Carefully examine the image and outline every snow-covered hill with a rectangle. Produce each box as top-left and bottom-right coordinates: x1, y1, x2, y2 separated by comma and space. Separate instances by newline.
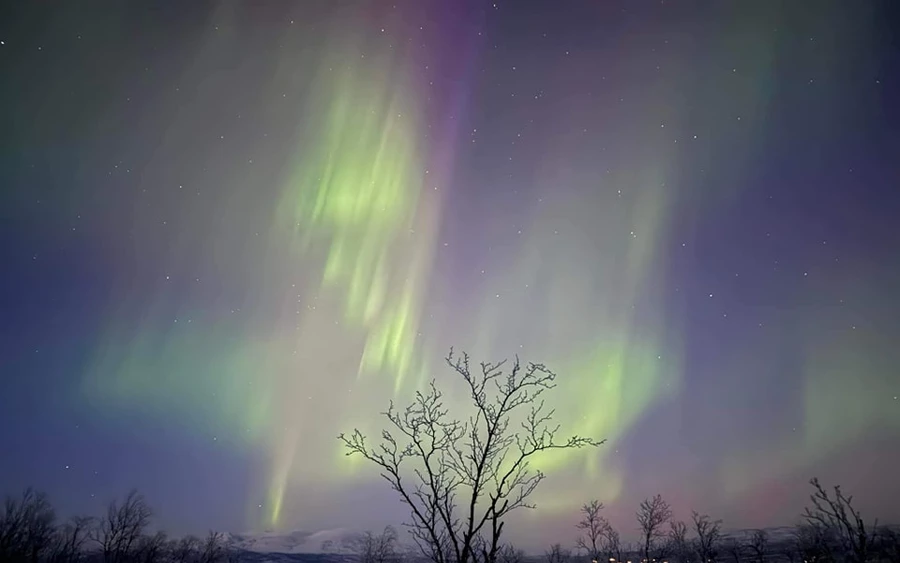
226, 528, 358, 554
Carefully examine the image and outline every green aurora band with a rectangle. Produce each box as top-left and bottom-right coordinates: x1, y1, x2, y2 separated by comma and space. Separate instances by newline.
265, 42, 439, 526
82, 29, 684, 529
79, 1, 898, 538
276, 52, 427, 392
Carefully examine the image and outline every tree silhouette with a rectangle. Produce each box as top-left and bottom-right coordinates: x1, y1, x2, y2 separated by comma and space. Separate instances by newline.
48, 516, 93, 563
347, 526, 401, 563
636, 494, 672, 563
496, 543, 526, 563
169, 535, 200, 563
544, 543, 570, 563
794, 522, 833, 562
340, 349, 603, 563
0, 488, 57, 563
90, 490, 152, 563
133, 531, 167, 563
668, 520, 689, 563
601, 524, 624, 563
803, 477, 876, 563
692, 510, 722, 562
747, 529, 767, 563
724, 537, 744, 563
3, 475, 898, 562
575, 500, 606, 562
198, 530, 227, 563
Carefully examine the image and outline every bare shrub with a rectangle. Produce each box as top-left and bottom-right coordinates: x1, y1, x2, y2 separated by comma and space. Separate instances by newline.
545, 543, 571, 563
497, 543, 526, 563
794, 522, 833, 562
347, 526, 401, 563
803, 478, 876, 563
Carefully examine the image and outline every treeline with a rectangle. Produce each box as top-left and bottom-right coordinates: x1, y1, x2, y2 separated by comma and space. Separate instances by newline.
559, 478, 899, 563
2, 478, 899, 563
307, 476, 900, 563
0, 488, 239, 563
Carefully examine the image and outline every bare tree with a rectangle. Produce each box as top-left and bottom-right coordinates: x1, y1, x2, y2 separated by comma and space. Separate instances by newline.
224, 536, 243, 563
169, 535, 200, 563
636, 494, 672, 563
746, 529, 767, 563
340, 349, 602, 563
724, 537, 743, 563
134, 531, 167, 563
48, 516, 94, 563
347, 526, 401, 563
602, 525, 624, 563
497, 543, 526, 563
575, 500, 606, 561
90, 490, 152, 563
0, 487, 58, 563
803, 477, 875, 563
692, 511, 722, 562
545, 543, 571, 563
656, 536, 675, 562
793, 523, 832, 563
668, 520, 689, 563
199, 531, 226, 563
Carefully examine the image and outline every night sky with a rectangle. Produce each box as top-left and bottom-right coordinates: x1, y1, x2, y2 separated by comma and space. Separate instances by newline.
1, 0, 899, 551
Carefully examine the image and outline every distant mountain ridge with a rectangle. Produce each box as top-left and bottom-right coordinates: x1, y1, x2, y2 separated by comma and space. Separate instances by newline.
226, 528, 359, 554
233, 553, 355, 563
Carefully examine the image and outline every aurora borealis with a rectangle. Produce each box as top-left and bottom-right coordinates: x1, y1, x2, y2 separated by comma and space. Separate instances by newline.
1, 0, 899, 551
